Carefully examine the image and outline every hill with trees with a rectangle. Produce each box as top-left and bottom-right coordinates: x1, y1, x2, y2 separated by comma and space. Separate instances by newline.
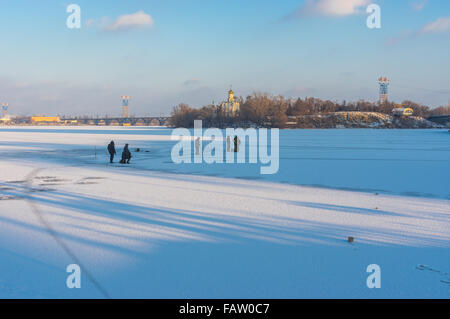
169, 93, 449, 128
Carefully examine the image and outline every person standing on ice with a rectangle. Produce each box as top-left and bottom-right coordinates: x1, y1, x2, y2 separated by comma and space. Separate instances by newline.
120, 144, 132, 164
234, 136, 240, 152
195, 137, 201, 156
226, 136, 231, 152
107, 141, 116, 163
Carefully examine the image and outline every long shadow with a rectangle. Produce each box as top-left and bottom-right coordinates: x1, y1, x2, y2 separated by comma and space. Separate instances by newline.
284, 200, 402, 217
2, 183, 450, 254
0, 214, 146, 259
24, 189, 322, 245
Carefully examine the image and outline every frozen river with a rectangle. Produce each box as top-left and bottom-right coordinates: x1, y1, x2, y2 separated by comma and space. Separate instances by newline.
0, 126, 449, 298
1, 127, 448, 199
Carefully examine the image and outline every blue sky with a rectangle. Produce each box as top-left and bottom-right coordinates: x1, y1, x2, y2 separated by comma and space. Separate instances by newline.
0, 0, 449, 116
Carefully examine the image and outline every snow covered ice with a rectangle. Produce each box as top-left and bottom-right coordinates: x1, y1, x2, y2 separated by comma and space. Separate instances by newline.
0, 126, 449, 298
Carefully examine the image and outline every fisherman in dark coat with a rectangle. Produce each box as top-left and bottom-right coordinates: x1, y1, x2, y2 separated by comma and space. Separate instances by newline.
234, 136, 240, 152
120, 144, 132, 164
107, 141, 116, 163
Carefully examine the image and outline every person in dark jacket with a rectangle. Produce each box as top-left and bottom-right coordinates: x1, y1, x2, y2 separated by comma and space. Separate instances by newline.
120, 144, 132, 164
107, 141, 116, 163
234, 136, 240, 152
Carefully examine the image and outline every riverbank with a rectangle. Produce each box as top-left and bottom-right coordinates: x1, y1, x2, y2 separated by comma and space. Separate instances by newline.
291, 112, 443, 129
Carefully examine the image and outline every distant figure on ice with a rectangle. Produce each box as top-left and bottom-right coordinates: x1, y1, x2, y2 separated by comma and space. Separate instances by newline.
226, 136, 231, 152
107, 141, 116, 163
120, 144, 132, 164
234, 136, 240, 152
195, 137, 201, 156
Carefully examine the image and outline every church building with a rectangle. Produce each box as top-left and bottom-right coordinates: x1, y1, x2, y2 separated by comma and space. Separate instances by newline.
219, 89, 240, 117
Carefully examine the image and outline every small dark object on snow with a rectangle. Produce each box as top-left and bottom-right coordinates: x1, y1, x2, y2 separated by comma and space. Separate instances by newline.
375, 193, 379, 195
347, 237, 354, 243
136, 148, 140, 152
145, 150, 149, 152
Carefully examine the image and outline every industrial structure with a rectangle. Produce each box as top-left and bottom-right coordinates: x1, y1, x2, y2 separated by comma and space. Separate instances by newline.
378, 77, 389, 103
121, 96, 131, 118
427, 114, 450, 126
0, 94, 172, 126
1, 116, 169, 126
59, 116, 169, 126
1, 102, 8, 118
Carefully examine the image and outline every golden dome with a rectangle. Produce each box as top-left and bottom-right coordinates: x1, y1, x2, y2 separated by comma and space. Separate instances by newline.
228, 88, 235, 102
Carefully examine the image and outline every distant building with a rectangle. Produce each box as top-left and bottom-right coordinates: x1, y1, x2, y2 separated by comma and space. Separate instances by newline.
219, 89, 240, 117
0, 117, 11, 124
31, 116, 61, 124
63, 119, 78, 125
392, 107, 414, 116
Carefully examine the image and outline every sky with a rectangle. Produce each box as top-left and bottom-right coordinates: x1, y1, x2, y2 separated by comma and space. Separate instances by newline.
0, 0, 449, 116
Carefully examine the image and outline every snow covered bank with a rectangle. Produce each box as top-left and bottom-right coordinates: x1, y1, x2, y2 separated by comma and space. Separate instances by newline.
293, 112, 442, 129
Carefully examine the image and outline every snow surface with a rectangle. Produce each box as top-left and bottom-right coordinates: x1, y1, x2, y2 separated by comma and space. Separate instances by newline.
0, 126, 449, 298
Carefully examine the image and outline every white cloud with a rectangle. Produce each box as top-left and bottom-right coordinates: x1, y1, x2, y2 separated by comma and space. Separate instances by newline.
294, 0, 370, 17
411, 0, 428, 12
386, 16, 450, 46
85, 19, 95, 28
284, 86, 317, 97
104, 11, 154, 32
420, 16, 450, 33
14, 81, 31, 89
183, 79, 201, 87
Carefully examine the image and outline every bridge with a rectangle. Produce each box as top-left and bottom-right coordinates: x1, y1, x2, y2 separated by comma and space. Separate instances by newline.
60, 117, 170, 126
427, 115, 450, 126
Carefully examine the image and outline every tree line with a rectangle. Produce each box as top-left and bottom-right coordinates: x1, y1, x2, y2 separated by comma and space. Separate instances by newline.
169, 93, 450, 128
